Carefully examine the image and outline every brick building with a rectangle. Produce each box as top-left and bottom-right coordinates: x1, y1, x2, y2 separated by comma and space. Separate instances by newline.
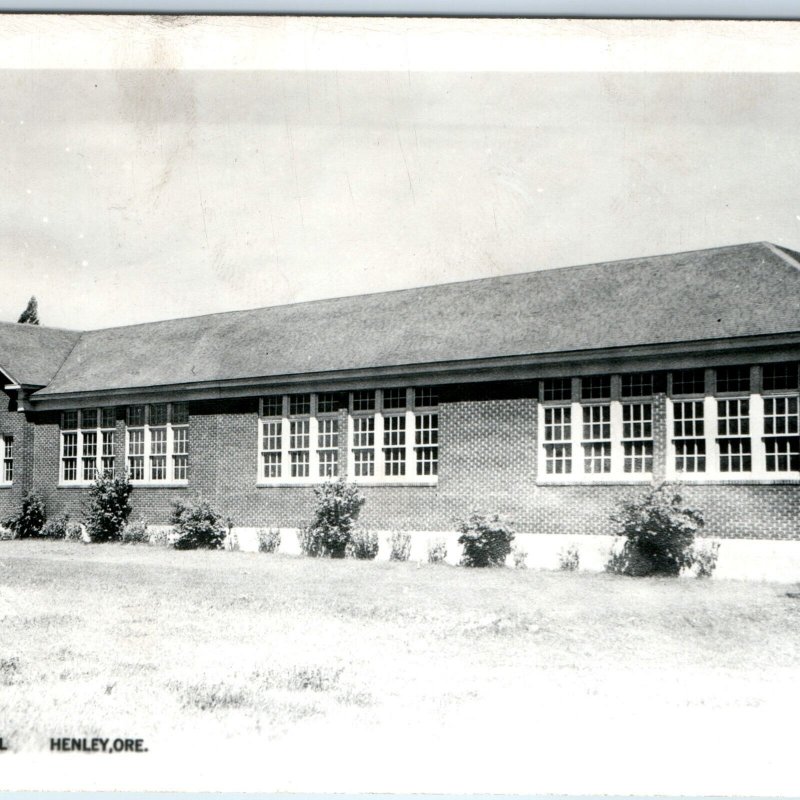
2, 242, 800, 577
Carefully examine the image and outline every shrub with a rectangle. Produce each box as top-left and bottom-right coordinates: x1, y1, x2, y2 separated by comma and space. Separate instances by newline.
2, 491, 47, 539
257, 528, 281, 554
297, 526, 324, 557
84, 473, 133, 543
512, 545, 528, 570
149, 527, 170, 547
41, 516, 69, 540
427, 537, 447, 564
559, 544, 580, 572
691, 540, 721, 578
226, 529, 240, 552
0, 525, 16, 541
457, 511, 515, 568
169, 499, 227, 550
606, 484, 704, 577
304, 479, 365, 558
389, 531, 412, 562
347, 529, 379, 560
121, 517, 149, 545
65, 522, 85, 542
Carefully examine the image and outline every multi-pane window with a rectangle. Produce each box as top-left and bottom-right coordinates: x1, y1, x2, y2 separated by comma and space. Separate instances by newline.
317, 418, 339, 478
60, 408, 117, 483
352, 417, 375, 477
717, 398, 751, 472
543, 406, 572, 474
542, 378, 572, 402
125, 403, 188, 483
1, 435, 13, 484
582, 404, 611, 473
415, 412, 439, 476
672, 368, 705, 395
623, 403, 653, 473
763, 363, 799, 392
581, 375, 611, 401
716, 366, 750, 394
258, 388, 438, 483
622, 372, 655, 398
764, 396, 799, 472
673, 400, 706, 473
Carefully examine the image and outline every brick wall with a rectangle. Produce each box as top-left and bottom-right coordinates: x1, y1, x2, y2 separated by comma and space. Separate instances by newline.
14, 382, 800, 541
0, 390, 35, 519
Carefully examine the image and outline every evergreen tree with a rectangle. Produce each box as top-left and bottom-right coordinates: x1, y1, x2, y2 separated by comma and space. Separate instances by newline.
17, 296, 39, 325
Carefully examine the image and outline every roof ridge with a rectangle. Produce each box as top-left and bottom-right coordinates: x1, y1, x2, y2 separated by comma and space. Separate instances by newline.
766, 242, 800, 270
71, 240, 771, 335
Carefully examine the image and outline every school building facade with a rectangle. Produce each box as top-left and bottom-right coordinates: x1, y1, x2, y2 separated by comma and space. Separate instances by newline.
2, 242, 800, 578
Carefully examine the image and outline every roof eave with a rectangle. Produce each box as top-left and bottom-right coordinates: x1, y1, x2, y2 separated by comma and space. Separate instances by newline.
27, 330, 800, 410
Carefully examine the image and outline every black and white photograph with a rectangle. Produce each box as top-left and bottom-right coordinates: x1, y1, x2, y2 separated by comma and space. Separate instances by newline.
0, 14, 799, 795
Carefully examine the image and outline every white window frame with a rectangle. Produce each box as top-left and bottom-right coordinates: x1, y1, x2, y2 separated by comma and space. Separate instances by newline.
124, 403, 189, 486
347, 388, 438, 485
258, 394, 340, 485
537, 376, 653, 484
257, 388, 438, 486
665, 365, 800, 481
0, 433, 13, 486
59, 408, 117, 486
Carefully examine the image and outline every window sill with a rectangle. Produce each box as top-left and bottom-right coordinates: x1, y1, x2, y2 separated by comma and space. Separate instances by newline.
0, 483, 12, 489
130, 482, 189, 489
537, 476, 653, 486
256, 478, 438, 488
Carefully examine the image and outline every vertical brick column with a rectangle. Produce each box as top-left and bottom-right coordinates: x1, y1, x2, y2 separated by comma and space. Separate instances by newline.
652, 392, 668, 482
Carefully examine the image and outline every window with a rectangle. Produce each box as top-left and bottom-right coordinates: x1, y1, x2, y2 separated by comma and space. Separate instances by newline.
621, 372, 654, 398
125, 403, 188, 484
764, 396, 799, 473
763, 363, 799, 392
544, 406, 572, 474
717, 398, 751, 472
258, 388, 438, 483
716, 366, 750, 394
623, 403, 653, 473
60, 407, 116, 484
672, 368, 705, 395
0, 435, 13, 484
673, 400, 706, 472
582, 404, 611, 473
581, 375, 611, 401
542, 378, 571, 402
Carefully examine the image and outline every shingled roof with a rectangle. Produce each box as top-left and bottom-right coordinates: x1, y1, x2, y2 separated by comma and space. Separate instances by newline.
0, 322, 80, 388
17, 241, 800, 398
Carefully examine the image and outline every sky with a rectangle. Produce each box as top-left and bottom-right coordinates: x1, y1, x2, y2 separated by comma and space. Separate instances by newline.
1, 17, 799, 330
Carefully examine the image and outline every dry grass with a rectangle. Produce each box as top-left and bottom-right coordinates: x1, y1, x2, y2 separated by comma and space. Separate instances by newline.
1, 539, 799, 792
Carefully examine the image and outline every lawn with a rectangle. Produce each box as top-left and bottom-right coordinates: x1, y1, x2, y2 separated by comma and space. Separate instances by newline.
1, 540, 799, 794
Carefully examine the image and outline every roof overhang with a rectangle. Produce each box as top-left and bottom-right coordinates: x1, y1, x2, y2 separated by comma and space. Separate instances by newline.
26, 331, 800, 411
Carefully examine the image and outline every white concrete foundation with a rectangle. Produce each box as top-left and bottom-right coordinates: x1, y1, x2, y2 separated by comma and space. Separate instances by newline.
211, 527, 800, 583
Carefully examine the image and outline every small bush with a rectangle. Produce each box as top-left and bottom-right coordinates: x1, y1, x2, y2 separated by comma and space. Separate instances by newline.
257, 528, 281, 554
0, 525, 16, 541
559, 544, 580, 572
512, 545, 528, 570
84, 473, 133, 543
297, 526, 324, 557
304, 479, 365, 558
389, 531, 412, 562
347, 529, 379, 560
691, 540, 721, 578
427, 537, 448, 564
65, 522, 85, 543
606, 483, 704, 577
457, 511, 515, 568
41, 516, 69, 540
3, 491, 47, 539
169, 498, 227, 550
120, 518, 149, 545
149, 527, 170, 547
